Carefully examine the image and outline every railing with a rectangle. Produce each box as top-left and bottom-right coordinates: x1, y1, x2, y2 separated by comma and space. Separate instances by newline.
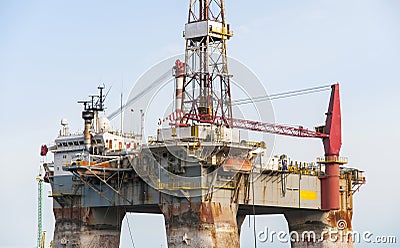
156, 180, 235, 191
316, 156, 348, 164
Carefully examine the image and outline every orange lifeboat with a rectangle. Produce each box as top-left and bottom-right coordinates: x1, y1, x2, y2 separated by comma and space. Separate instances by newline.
222, 158, 253, 173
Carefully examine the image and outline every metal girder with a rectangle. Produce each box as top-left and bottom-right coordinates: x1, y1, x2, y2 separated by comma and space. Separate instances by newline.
231, 118, 328, 138
179, 113, 327, 138
181, 0, 233, 127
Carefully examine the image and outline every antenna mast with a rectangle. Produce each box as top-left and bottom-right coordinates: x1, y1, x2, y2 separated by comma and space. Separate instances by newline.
37, 171, 43, 248
181, 0, 233, 126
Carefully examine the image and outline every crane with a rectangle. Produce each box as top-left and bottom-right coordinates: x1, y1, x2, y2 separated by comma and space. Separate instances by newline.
167, 79, 342, 211
177, 83, 343, 210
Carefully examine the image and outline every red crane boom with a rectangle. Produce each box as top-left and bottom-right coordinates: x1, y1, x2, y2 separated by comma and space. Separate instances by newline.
231, 118, 328, 138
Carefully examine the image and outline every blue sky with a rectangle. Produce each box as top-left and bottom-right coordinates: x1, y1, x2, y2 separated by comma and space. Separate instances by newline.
1, 0, 399, 247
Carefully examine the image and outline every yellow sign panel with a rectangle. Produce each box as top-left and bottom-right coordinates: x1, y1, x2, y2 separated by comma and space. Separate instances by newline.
300, 190, 317, 201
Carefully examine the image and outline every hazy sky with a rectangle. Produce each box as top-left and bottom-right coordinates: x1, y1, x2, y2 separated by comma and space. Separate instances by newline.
1, 0, 399, 247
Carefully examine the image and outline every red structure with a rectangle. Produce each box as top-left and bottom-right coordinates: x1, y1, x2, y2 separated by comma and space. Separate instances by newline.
231, 84, 344, 210
231, 118, 328, 138
182, 83, 343, 210
320, 83, 343, 210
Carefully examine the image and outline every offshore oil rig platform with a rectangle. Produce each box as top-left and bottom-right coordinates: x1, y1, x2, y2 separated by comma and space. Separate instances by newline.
39, 0, 365, 247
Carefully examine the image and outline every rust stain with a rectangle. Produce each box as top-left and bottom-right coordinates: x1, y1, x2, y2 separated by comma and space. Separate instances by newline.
211, 227, 217, 248
162, 202, 240, 247
53, 207, 123, 248
327, 209, 353, 230
263, 185, 266, 204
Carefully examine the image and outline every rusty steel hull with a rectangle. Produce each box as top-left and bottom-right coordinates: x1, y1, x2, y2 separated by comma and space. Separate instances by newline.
47, 149, 360, 248
286, 210, 354, 248
161, 202, 240, 248
52, 207, 125, 248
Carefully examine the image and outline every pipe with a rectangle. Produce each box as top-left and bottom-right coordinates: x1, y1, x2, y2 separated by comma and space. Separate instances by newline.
174, 59, 185, 115
82, 110, 94, 151
322, 157, 340, 210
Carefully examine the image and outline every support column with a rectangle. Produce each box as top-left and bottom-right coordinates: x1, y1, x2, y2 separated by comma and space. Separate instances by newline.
285, 209, 354, 248
53, 207, 125, 247
161, 202, 240, 248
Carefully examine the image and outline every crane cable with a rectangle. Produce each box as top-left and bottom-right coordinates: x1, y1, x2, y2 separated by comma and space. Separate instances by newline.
107, 70, 173, 121
107, 74, 330, 120
251, 170, 257, 248
126, 214, 137, 248
231, 84, 331, 106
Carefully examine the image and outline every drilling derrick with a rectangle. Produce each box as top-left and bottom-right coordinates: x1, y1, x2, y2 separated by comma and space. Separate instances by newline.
157, 2, 246, 247
182, 0, 233, 126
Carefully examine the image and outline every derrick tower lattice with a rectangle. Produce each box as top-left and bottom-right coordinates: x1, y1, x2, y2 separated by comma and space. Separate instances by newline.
181, 0, 233, 126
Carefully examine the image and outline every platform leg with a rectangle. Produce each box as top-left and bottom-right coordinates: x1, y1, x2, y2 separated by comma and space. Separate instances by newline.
285, 210, 354, 248
53, 207, 125, 248
161, 202, 240, 248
